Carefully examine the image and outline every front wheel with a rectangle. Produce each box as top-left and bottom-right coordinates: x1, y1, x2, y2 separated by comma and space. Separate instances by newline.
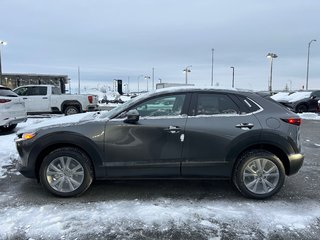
39, 147, 93, 197
233, 150, 285, 199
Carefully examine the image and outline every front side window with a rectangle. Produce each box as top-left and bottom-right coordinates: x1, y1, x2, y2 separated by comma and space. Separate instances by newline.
196, 93, 240, 115
135, 94, 186, 117
14, 87, 28, 96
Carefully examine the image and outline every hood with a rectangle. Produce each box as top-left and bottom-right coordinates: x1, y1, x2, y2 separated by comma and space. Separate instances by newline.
18, 112, 101, 134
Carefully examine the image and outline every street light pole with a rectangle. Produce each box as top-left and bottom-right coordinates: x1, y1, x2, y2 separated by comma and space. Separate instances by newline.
144, 75, 151, 91
230, 66, 235, 88
211, 48, 214, 86
137, 75, 143, 93
306, 39, 316, 90
152, 67, 155, 91
0, 40, 8, 86
266, 53, 278, 93
183, 65, 192, 84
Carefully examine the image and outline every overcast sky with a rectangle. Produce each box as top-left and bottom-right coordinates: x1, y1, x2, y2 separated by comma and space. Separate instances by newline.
1, 0, 319, 91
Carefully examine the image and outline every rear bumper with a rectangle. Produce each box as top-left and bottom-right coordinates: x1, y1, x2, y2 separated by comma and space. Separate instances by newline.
0, 115, 27, 127
288, 153, 304, 175
86, 104, 99, 112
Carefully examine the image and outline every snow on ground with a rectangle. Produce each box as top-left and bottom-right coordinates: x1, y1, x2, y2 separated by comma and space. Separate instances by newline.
1, 114, 320, 239
0, 199, 320, 239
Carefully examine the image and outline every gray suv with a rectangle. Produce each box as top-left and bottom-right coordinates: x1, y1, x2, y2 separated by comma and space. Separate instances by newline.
15, 88, 304, 199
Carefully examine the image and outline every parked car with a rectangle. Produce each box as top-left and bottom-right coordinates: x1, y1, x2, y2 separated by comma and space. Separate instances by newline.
273, 90, 320, 113
0, 85, 27, 132
13, 85, 99, 115
15, 87, 304, 199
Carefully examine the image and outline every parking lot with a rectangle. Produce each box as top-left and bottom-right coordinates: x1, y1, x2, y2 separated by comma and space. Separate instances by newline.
0, 118, 320, 239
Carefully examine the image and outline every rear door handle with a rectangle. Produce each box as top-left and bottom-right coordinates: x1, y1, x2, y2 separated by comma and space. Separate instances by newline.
164, 126, 181, 134
235, 123, 254, 129
42, 97, 48, 99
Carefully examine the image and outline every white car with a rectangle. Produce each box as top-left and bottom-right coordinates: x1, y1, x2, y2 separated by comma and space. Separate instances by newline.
0, 85, 27, 132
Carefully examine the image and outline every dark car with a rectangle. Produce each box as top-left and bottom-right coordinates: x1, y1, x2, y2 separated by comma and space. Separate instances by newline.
15, 87, 304, 199
278, 90, 320, 113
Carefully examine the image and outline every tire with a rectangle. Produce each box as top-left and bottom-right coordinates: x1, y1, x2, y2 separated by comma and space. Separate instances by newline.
0, 124, 17, 132
295, 104, 308, 113
233, 150, 285, 199
64, 105, 80, 115
39, 147, 93, 197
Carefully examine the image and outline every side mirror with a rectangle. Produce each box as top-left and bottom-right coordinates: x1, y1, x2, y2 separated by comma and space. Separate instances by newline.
124, 109, 140, 124
311, 95, 316, 100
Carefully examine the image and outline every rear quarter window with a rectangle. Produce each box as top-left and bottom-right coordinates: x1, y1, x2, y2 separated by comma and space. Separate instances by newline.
235, 95, 262, 113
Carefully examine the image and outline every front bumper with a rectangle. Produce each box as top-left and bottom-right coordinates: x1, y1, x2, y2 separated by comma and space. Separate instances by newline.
288, 153, 304, 175
16, 160, 36, 178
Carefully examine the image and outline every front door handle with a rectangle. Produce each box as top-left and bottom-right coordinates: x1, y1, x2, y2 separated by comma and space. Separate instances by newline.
164, 126, 181, 134
235, 123, 254, 129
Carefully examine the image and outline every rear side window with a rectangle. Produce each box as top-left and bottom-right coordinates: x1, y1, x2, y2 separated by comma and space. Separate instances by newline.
0, 88, 18, 97
312, 91, 320, 98
196, 93, 240, 115
27, 86, 47, 96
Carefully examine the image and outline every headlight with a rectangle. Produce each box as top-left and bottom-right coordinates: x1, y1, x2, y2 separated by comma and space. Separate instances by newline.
15, 132, 37, 142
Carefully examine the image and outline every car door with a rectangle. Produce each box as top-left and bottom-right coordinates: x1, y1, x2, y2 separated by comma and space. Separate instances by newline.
14, 86, 50, 112
181, 92, 262, 177
104, 93, 190, 177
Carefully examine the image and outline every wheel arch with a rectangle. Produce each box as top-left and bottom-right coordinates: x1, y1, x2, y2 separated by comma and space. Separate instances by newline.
230, 143, 290, 176
29, 132, 104, 180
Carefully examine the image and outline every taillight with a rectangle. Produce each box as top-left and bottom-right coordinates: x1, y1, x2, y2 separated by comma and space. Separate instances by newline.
0, 99, 11, 103
282, 118, 302, 126
88, 96, 93, 104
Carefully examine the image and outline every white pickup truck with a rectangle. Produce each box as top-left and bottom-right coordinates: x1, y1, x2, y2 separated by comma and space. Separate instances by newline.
13, 85, 98, 115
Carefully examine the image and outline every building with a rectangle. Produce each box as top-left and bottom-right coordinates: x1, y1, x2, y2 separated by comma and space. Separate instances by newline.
1, 73, 69, 93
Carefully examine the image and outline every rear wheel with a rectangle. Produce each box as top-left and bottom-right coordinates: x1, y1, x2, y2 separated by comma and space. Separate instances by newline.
64, 105, 80, 115
39, 147, 93, 197
233, 150, 285, 199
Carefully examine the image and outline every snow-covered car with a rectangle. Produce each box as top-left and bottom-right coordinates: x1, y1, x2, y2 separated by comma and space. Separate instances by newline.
13, 85, 99, 115
274, 90, 320, 113
0, 85, 27, 132
16, 87, 304, 199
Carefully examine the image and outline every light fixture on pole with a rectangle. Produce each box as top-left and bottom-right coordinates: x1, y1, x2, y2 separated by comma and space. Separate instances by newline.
230, 66, 235, 88
0, 40, 8, 86
266, 53, 278, 92
306, 39, 316, 90
183, 65, 192, 84
144, 75, 151, 91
